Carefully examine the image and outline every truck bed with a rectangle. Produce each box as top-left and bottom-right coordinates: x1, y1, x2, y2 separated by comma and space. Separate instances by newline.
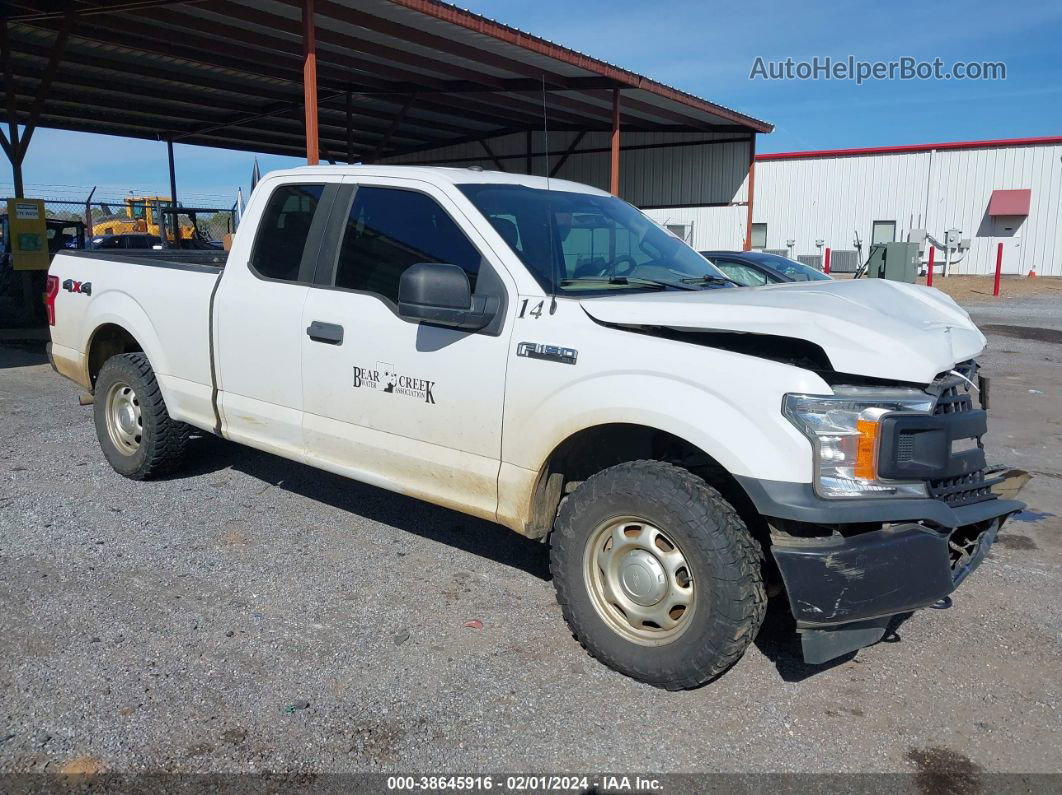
48, 249, 223, 432
65, 249, 227, 271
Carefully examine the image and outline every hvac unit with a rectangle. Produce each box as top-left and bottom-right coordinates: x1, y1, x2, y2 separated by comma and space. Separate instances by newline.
797, 254, 823, 271
763, 249, 789, 257
828, 250, 860, 273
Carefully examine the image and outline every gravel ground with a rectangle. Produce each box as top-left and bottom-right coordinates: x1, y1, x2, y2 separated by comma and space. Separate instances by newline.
1, 294, 1061, 782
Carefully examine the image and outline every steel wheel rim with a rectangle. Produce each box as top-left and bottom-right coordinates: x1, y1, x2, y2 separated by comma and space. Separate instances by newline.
583, 516, 696, 646
105, 380, 143, 455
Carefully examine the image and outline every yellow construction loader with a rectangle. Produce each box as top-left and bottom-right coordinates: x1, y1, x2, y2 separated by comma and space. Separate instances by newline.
91, 196, 196, 241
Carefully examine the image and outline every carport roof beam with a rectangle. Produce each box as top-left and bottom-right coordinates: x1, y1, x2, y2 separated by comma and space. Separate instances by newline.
0, 0, 772, 162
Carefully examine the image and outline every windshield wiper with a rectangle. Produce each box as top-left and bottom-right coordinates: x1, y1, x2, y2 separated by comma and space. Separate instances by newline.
679, 274, 737, 287
561, 276, 699, 291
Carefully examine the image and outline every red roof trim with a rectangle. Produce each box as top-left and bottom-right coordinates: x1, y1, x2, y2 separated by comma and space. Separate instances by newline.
386, 0, 774, 133
756, 136, 1062, 161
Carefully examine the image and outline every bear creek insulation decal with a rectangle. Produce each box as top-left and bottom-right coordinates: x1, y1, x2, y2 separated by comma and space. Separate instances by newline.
353, 362, 436, 404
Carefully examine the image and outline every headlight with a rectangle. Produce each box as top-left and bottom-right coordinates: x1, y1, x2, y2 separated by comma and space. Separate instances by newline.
783, 388, 935, 499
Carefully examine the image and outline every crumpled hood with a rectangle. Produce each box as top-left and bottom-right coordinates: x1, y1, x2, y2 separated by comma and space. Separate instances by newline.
580, 278, 985, 384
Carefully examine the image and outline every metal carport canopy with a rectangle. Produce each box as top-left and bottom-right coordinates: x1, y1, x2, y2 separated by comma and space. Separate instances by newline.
2, 0, 771, 158
2, 0, 772, 245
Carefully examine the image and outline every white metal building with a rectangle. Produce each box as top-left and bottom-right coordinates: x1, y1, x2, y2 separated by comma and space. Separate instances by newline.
645, 136, 1062, 277
384, 129, 757, 211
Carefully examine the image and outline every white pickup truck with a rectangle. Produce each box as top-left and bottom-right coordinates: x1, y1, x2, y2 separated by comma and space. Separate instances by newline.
47, 166, 1023, 689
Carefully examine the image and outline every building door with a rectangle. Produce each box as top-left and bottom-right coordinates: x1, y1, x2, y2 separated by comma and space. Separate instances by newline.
989, 215, 1024, 274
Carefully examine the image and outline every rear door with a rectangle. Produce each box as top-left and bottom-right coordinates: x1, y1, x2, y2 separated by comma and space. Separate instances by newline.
299, 178, 513, 520
214, 180, 339, 457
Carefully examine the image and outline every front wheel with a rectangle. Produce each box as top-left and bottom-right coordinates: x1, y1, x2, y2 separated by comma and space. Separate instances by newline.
550, 460, 766, 690
93, 352, 188, 480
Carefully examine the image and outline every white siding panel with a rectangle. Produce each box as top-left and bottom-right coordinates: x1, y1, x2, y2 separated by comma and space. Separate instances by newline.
643, 206, 748, 250
702, 142, 1062, 277
382, 131, 752, 209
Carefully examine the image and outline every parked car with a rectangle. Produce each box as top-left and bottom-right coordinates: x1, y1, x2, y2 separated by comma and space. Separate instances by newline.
47, 166, 1023, 689
702, 250, 832, 286
91, 233, 162, 250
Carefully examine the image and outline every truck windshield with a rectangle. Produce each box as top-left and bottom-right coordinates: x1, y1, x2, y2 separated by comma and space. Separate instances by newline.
459, 183, 727, 293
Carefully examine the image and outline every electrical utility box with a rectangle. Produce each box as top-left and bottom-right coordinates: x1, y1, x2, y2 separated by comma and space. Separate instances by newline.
864, 242, 920, 283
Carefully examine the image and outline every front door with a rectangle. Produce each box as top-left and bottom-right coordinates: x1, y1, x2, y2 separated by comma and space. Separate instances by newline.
300, 179, 513, 521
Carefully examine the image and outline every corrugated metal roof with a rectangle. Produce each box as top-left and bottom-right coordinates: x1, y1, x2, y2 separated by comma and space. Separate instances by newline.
2, 0, 772, 160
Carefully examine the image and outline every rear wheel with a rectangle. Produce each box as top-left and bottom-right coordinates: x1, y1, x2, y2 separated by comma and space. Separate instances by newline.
93, 352, 188, 480
551, 460, 766, 689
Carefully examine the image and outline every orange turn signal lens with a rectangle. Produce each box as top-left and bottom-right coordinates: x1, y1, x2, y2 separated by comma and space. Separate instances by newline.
854, 418, 880, 480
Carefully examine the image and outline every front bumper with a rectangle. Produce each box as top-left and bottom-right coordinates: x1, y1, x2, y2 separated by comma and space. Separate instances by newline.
735, 474, 1024, 664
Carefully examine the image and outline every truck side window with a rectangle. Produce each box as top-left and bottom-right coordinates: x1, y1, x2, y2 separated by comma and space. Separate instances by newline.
333, 187, 481, 303
249, 184, 325, 282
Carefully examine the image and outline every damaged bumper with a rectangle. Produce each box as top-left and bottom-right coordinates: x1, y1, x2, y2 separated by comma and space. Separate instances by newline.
736, 473, 1025, 664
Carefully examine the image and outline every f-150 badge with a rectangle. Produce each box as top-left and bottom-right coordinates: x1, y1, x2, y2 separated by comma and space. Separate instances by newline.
516, 342, 578, 365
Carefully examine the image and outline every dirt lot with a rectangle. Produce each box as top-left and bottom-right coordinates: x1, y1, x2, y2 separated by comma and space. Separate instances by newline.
1, 292, 1061, 785
920, 274, 1062, 303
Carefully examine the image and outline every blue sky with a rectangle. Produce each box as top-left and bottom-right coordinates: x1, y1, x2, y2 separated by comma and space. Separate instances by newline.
4, 0, 1060, 203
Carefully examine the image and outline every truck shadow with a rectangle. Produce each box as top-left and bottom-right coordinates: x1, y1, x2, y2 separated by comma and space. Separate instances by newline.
753, 599, 914, 682
180, 433, 552, 581
0, 339, 49, 368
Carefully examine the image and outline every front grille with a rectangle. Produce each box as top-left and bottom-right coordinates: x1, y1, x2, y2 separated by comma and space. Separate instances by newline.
926, 361, 999, 507
928, 469, 995, 506
931, 360, 978, 415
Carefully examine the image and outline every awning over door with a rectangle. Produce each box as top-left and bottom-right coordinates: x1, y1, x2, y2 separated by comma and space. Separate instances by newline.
988, 189, 1031, 216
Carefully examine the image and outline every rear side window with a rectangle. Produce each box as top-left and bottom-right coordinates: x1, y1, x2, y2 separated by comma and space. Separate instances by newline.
249, 184, 324, 282
332, 187, 481, 303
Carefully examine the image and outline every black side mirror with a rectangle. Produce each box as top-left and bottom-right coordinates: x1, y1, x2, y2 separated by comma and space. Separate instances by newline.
398, 262, 497, 331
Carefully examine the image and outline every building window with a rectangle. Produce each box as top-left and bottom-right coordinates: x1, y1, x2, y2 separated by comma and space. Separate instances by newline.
872, 220, 896, 245
666, 224, 689, 241
750, 223, 767, 249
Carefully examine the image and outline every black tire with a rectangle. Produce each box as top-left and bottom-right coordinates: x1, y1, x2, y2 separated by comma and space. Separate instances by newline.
550, 460, 766, 690
93, 352, 188, 480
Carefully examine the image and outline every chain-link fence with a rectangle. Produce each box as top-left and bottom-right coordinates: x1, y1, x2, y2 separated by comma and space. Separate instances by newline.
3, 197, 237, 251
2, 196, 237, 327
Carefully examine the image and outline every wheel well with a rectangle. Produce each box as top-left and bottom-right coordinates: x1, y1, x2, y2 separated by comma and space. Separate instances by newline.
88, 324, 143, 389
526, 423, 767, 545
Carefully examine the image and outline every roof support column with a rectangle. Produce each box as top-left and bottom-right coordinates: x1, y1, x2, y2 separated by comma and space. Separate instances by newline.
167, 138, 180, 245
2, 21, 24, 197
302, 0, 320, 165
609, 88, 621, 196
345, 91, 354, 164
2, 13, 72, 197
743, 134, 756, 251
167, 139, 178, 206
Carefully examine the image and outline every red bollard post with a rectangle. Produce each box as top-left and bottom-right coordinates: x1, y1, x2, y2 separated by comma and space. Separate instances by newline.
927, 246, 934, 286
993, 242, 1003, 297
824, 247, 831, 275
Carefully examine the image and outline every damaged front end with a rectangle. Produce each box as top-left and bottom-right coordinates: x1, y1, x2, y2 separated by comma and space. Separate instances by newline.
739, 362, 1027, 664
771, 504, 1013, 664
